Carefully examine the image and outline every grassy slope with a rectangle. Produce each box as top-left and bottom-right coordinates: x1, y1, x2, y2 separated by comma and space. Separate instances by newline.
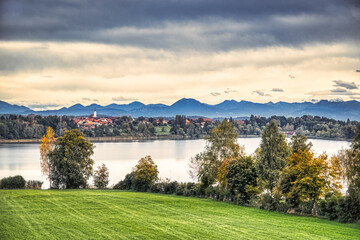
1, 190, 359, 240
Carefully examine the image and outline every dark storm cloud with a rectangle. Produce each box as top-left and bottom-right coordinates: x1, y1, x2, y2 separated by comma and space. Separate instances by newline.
1, 0, 359, 50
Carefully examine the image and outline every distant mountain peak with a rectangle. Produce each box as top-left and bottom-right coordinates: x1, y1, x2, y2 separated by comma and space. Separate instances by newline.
1, 98, 360, 120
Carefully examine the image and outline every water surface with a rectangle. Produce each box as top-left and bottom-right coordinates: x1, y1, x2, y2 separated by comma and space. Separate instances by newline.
0, 138, 351, 188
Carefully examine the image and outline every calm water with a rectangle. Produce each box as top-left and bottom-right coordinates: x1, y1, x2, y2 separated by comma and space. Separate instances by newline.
0, 138, 351, 189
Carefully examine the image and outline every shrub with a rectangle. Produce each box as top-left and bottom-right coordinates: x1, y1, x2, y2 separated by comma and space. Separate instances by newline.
258, 193, 289, 212
175, 183, 186, 195
319, 193, 340, 220
164, 181, 178, 194
26, 180, 43, 189
336, 196, 360, 223
0, 175, 26, 189
113, 172, 135, 190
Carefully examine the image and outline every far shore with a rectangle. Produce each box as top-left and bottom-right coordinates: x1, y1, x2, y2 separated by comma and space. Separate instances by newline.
0, 135, 352, 144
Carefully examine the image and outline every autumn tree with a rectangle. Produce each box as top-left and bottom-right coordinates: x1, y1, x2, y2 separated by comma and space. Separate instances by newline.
133, 155, 159, 190
39, 127, 55, 187
285, 150, 342, 216
189, 120, 244, 188
49, 129, 94, 189
281, 135, 312, 207
256, 121, 290, 195
93, 163, 110, 189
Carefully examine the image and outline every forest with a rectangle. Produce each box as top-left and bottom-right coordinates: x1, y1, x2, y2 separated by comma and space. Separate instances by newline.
0, 114, 357, 140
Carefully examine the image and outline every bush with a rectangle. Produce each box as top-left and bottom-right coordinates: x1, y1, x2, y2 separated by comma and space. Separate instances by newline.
319, 193, 340, 220
336, 196, 360, 223
0, 175, 26, 189
113, 172, 136, 190
258, 193, 289, 212
164, 181, 178, 194
26, 180, 43, 189
175, 183, 185, 195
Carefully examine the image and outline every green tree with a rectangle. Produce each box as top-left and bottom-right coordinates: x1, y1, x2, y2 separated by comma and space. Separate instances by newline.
49, 129, 95, 189
133, 155, 159, 190
225, 156, 258, 204
343, 127, 360, 198
289, 134, 312, 154
256, 121, 290, 195
93, 163, 109, 189
189, 120, 243, 188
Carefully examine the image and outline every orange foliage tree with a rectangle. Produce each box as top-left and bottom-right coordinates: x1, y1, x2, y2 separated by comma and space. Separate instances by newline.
285, 150, 342, 216
39, 127, 55, 187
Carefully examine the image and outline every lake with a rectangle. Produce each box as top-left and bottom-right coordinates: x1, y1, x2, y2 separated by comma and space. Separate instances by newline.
0, 138, 351, 189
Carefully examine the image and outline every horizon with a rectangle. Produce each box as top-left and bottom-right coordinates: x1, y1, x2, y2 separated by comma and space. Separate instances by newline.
3, 97, 360, 112
1, 1, 359, 110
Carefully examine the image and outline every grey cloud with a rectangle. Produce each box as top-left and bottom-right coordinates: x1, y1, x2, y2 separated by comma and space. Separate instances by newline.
112, 96, 138, 102
330, 88, 348, 93
333, 80, 359, 90
82, 98, 99, 102
210, 92, 221, 96
0, 0, 358, 51
224, 88, 238, 94
308, 89, 360, 96
252, 90, 271, 97
28, 103, 62, 109
271, 88, 284, 92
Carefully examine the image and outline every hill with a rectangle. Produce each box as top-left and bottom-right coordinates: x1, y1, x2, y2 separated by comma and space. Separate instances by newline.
1, 98, 360, 120
1, 190, 359, 239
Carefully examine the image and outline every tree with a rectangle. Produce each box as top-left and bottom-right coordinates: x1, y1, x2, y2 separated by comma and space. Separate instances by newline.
49, 129, 94, 189
39, 127, 55, 187
225, 156, 258, 204
281, 135, 312, 207
343, 127, 360, 198
189, 120, 243, 188
289, 134, 312, 154
133, 155, 159, 190
256, 121, 290, 195
285, 150, 342, 215
93, 164, 109, 189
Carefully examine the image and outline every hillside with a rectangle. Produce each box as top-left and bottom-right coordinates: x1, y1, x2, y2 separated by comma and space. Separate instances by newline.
1, 190, 359, 239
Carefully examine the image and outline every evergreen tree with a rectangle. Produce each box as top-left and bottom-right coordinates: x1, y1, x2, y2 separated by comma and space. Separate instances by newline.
256, 121, 290, 195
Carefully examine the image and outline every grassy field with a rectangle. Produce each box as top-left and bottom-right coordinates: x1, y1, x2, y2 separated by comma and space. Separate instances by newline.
1, 190, 359, 239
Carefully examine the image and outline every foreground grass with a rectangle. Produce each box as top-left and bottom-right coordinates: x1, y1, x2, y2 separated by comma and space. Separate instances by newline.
1, 190, 359, 239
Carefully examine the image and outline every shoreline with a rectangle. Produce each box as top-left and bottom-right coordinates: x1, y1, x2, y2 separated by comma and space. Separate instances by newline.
0, 135, 352, 144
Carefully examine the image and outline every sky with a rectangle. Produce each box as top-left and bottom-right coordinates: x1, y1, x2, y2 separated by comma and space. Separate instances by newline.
0, 0, 360, 110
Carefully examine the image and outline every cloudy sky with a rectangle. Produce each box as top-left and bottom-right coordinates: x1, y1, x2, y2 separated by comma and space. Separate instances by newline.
0, 0, 359, 110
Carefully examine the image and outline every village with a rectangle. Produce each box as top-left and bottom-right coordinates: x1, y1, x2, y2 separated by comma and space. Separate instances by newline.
73, 109, 213, 130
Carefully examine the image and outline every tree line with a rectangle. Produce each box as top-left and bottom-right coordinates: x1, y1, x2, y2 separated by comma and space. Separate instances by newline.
2, 120, 359, 223
115, 120, 360, 223
0, 114, 358, 140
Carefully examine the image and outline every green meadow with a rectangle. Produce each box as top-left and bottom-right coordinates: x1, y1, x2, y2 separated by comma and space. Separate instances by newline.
1, 190, 359, 240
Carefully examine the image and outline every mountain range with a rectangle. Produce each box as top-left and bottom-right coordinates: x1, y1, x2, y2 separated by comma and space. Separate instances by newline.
0, 98, 359, 120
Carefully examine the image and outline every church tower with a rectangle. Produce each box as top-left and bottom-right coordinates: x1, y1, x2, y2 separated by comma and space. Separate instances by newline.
94, 108, 97, 117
